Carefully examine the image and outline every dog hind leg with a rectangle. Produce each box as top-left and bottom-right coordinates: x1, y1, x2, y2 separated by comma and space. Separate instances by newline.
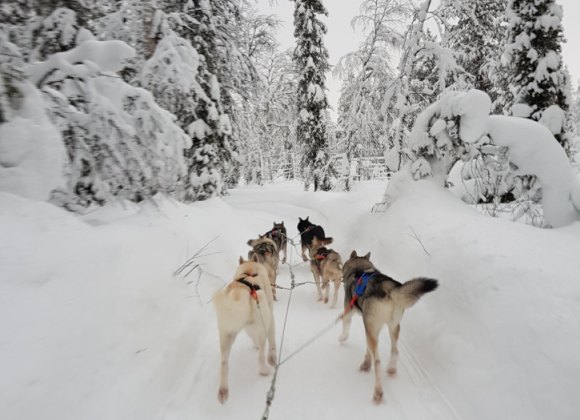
339, 308, 354, 342
311, 265, 323, 301
218, 331, 237, 403
267, 316, 277, 367
256, 333, 271, 376
364, 318, 384, 404
330, 278, 340, 309
387, 323, 400, 375
281, 242, 287, 264
323, 278, 330, 304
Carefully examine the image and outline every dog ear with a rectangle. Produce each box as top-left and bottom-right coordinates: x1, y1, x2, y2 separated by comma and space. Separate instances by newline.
259, 233, 264, 239
281, 221, 284, 226
363, 252, 371, 260
305, 216, 309, 221
251, 253, 259, 263
350, 250, 358, 259
239, 256, 245, 264
299, 217, 303, 222
247, 239, 254, 247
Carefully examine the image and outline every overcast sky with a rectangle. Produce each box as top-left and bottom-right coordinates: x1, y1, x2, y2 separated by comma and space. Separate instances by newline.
257, 0, 580, 121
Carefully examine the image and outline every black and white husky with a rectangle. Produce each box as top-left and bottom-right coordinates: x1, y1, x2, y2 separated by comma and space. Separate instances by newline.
340, 251, 438, 404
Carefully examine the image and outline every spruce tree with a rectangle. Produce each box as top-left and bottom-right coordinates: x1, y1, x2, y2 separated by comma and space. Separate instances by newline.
502, 0, 570, 149
443, 0, 508, 106
293, 0, 331, 191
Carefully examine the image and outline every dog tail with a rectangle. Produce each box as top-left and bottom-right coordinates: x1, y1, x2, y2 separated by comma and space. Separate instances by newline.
318, 236, 333, 245
393, 277, 438, 309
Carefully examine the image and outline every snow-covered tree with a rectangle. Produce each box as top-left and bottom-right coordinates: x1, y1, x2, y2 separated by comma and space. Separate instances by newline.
293, 0, 332, 191
501, 0, 571, 150
442, 0, 508, 107
335, 0, 411, 189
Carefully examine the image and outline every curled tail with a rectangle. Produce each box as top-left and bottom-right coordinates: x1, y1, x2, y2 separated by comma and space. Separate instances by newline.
393, 277, 438, 309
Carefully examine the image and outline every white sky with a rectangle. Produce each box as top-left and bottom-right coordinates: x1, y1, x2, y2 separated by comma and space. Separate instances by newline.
257, 0, 580, 121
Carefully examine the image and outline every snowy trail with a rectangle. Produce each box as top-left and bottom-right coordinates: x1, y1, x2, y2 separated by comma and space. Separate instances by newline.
162, 182, 461, 420
4, 181, 580, 420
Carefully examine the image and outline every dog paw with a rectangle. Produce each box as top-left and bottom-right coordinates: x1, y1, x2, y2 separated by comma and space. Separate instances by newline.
373, 389, 384, 404
359, 360, 371, 372
317, 296, 323, 302
323, 297, 329, 304
282, 258, 286, 264
259, 364, 271, 376
338, 334, 349, 343
268, 352, 277, 367
218, 387, 229, 404
387, 367, 397, 376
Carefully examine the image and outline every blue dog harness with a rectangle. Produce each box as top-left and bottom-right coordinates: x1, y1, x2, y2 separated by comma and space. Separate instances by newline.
355, 272, 375, 296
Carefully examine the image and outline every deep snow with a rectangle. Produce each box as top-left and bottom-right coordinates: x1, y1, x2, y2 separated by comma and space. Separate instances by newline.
1, 180, 580, 420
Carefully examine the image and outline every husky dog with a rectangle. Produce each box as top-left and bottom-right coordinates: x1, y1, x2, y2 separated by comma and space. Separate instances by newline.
309, 237, 343, 308
339, 251, 438, 404
297, 217, 332, 262
213, 256, 277, 404
264, 221, 288, 264
248, 235, 279, 300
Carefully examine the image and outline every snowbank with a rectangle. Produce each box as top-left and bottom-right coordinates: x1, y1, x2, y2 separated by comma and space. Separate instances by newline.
0, 83, 64, 200
393, 89, 580, 227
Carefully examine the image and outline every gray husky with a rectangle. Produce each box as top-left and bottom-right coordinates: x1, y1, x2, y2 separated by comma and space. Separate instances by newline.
340, 251, 438, 404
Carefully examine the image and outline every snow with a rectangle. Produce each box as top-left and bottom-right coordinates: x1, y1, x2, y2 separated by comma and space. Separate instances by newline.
403, 89, 580, 227
0, 83, 64, 200
28, 39, 135, 85
539, 104, 566, 136
2, 180, 580, 419
488, 115, 580, 227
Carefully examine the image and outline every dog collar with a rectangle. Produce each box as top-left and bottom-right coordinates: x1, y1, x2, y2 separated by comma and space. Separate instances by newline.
237, 277, 261, 301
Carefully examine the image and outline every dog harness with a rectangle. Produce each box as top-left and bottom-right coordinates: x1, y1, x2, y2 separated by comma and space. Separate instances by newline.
345, 272, 375, 313
253, 242, 276, 256
236, 277, 260, 301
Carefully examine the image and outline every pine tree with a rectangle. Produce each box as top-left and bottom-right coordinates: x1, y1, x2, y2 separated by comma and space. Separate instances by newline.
293, 0, 332, 191
502, 0, 570, 149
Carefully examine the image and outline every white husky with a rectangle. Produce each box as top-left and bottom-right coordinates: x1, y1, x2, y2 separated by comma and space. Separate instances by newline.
213, 256, 277, 403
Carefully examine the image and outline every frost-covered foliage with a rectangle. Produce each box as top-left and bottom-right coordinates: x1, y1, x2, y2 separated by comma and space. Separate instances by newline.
340, 0, 467, 175
238, 46, 298, 185
335, 0, 411, 190
35, 34, 190, 208
442, 0, 508, 109
0, 6, 191, 209
385, 89, 580, 228
501, 0, 571, 150
0, 34, 64, 200
293, 0, 332, 191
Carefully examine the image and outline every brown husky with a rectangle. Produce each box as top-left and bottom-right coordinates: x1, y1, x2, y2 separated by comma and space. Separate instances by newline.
309, 237, 343, 308
248, 235, 279, 300
339, 251, 438, 404
213, 256, 277, 404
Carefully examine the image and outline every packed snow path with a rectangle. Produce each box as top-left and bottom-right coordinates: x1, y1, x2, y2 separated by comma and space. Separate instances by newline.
1, 181, 580, 420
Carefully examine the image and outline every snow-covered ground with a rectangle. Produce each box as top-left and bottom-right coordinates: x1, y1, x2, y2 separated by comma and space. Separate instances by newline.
1, 180, 580, 420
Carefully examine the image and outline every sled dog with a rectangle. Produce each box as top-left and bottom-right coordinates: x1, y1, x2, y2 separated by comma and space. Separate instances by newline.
248, 235, 279, 300
264, 221, 288, 264
297, 217, 332, 262
213, 256, 277, 403
309, 237, 343, 308
339, 251, 438, 404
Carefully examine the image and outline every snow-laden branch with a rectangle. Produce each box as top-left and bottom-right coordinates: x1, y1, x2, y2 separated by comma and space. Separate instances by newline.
386, 89, 580, 227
